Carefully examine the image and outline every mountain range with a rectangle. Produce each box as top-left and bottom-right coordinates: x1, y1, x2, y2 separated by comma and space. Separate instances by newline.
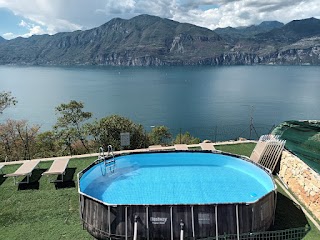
214, 21, 284, 41
0, 15, 320, 66
0, 36, 6, 43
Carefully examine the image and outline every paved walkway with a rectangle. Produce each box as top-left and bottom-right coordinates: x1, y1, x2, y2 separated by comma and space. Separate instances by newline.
0, 140, 256, 166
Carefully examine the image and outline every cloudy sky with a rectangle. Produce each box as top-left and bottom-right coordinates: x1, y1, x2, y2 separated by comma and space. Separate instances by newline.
0, 0, 319, 40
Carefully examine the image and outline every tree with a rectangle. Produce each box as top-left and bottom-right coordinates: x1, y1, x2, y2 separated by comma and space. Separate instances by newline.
34, 131, 60, 158
0, 91, 17, 114
86, 115, 147, 151
16, 121, 40, 160
173, 131, 201, 144
0, 119, 40, 161
148, 126, 172, 146
54, 100, 92, 154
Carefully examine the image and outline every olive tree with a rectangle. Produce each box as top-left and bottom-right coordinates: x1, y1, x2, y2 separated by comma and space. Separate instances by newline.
148, 126, 172, 146
34, 131, 61, 158
173, 131, 201, 144
0, 91, 17, 114
54, 100, 92, 154
86, 115, 147, 151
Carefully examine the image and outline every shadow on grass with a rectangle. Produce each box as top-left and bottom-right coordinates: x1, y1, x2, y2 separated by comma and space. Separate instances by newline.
271, 192, 309, 230
18, 168, 46, 190
54, 168, 76, 189
0, 174, 6, 186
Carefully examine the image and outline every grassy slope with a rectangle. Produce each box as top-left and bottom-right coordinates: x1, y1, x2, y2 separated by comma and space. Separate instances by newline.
215, 142, 257, 157
0, 145, 319, 239
275, 180, 320, 240
0, 158, 94, 239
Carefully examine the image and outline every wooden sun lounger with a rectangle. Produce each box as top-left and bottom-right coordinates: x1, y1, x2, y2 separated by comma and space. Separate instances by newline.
0, 164, 4, 174
42, 158, 69, 182
4, 160, 41, 185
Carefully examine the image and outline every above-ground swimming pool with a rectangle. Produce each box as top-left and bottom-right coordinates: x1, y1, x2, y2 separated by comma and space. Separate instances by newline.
79, 151, 277, 240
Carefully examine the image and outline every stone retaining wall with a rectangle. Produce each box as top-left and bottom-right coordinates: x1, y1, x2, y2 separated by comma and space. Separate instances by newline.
278, 150, 320, 221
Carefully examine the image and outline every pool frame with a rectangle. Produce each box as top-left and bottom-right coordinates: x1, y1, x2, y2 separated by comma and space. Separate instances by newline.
78, 150, 277, 240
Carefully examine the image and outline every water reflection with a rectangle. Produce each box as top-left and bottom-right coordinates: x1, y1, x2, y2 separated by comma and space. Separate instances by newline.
1, 65, 320, 135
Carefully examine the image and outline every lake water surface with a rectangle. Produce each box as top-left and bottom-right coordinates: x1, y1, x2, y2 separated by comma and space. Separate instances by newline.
1, 65, 320, 139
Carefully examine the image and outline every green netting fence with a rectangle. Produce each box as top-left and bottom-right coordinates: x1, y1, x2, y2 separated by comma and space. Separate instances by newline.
180, 225, 311, 240
215, 225, 310, 240
272, 120, 320, 174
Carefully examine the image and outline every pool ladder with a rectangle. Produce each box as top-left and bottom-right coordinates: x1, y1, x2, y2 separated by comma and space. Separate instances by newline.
99, 145, 115, 173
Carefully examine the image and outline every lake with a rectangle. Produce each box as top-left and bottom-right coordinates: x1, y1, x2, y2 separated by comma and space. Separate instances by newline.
1, 65, 320, 140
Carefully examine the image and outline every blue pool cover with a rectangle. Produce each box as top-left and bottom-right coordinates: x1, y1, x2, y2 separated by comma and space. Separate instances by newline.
80, 152, 275, 205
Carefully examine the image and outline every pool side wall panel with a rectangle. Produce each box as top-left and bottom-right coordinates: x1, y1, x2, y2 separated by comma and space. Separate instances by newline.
80, 191, 276, 240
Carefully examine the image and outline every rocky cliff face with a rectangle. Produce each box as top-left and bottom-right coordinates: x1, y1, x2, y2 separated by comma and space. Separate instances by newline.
0, 15, 319, 66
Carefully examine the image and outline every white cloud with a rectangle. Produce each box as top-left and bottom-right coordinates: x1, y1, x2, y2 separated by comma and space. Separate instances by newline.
134, 0, 176, 18
14, 19, 47, 38
21, 25, 46, 38
0, 0, 319, 39
3, 32, 16, 40
103, 0, 136, 14
172, 0, 320, 29
19, 20, 28, 27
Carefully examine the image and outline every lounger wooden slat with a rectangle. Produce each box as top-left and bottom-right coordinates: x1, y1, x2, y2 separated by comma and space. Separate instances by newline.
42, 158, 69, 182
4, 160, 40, 185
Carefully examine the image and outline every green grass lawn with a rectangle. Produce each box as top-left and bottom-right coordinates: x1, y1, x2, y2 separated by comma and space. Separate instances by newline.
214, 142, 257, 157
0, 146, 319, 239
0, 158, 94, 240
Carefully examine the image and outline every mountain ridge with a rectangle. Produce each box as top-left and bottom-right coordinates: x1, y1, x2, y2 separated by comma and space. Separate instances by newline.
0, 15, 319, 66
255, 17, 320, 44
215, 21, 284, 40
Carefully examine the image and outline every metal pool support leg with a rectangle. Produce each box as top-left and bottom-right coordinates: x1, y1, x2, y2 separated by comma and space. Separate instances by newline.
273, 192, 277, 225
236, 205, 240, 240
170, 206, 173, 240
108, 206, 111, 235
146, 206, 149, 240
251, 205, 255, 232
79, 195, 85, 229
215, 205, 219, 240
191, 206, 195, 239
133, 215, 138, 240
180, 220, 184, 240
125, 206, 128, 240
